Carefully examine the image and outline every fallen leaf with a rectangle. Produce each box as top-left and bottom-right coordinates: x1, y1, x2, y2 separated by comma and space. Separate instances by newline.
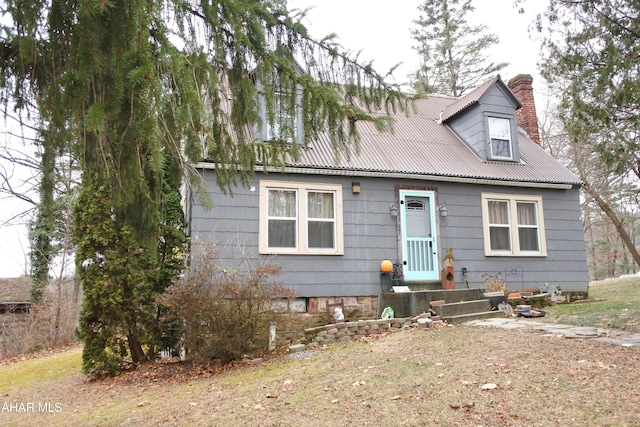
265, 392, 278, 398
481, 383, 497, 390
390, 395, 402, 400
331, 399, 339, 404
451, 402, 475, 410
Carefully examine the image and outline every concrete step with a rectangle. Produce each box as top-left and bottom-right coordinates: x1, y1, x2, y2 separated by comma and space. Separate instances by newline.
406, 281, 442, 291
434, 299, 494, 317
379, 288, 486, 318
443, 310, 505, 325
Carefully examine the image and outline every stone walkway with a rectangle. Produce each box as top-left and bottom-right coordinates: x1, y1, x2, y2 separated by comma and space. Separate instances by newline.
465, 317, 640, 348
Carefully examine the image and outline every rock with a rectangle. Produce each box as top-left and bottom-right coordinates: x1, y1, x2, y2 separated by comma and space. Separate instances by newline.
288, 344, 306, 353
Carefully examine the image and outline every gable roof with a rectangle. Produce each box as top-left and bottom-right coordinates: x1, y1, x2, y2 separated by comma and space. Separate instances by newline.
281, 93, 581, 189
441, 75, 522, 123
197, 75, 581, 189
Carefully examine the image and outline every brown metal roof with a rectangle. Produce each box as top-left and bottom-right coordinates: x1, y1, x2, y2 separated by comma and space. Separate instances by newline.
441, 75, 522, 122
287, 93, 582, 188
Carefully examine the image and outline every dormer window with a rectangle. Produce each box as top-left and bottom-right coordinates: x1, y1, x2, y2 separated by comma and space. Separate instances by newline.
256, 85, 304, 145
267, 92, 298, 143
488, 117, 513, 160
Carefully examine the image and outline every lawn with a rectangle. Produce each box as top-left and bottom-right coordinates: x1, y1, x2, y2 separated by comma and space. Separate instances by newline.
542, 275, 640, 333
1, 277, 639, 426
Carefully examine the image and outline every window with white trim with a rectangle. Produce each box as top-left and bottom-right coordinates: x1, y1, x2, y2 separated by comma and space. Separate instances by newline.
267, 92, 298, 143
259, 181, 343, 255
481, 193, 547, 256
256, 87, 304, 145
488, 116, 513, 160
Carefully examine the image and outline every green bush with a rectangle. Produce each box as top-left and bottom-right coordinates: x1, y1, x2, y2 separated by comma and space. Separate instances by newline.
158, 247, 298, 364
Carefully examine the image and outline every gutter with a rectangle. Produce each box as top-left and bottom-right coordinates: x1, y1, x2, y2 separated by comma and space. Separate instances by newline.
195, 162, 579, 190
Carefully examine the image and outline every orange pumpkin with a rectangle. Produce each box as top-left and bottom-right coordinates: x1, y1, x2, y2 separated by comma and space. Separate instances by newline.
380, 259, 393, 273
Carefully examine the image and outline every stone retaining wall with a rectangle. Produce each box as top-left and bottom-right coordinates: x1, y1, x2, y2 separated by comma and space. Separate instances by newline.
302, 315, 440, 347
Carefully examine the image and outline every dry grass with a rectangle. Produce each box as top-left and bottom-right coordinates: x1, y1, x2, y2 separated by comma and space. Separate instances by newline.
542, 276, 640, 333
1, 326, 639, 426
1, 276, 640, 425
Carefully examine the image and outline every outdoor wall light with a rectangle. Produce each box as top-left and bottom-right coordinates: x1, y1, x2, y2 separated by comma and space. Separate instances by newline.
351, 182, 361, 194
389, 203, 399, 217
439, 205, 448, 217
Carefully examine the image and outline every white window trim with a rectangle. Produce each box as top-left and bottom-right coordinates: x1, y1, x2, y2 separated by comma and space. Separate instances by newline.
259, 180, 344, 255
487, 116, 514, 161
267, 92, 298, 143
481, 193, 547, 257
257, 85, 304, 145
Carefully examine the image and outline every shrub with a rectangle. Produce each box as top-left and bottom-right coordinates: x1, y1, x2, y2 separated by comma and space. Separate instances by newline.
158, 246, 298, 364
482, 272, 507, 293
0, 278, 81, 360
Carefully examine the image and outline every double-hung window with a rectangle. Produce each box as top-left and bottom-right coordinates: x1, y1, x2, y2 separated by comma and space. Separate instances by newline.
481, 193, 547, 256
488, 116, 513, 160
267, 92, 297, 143
259, 181, 344, 255
256, 86, 303, 145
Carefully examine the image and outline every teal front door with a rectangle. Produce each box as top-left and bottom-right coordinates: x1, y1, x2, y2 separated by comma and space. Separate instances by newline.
400, 190, 438, 281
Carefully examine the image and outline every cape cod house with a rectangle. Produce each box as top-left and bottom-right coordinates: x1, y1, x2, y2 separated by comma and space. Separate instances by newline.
186, 74, 589, 316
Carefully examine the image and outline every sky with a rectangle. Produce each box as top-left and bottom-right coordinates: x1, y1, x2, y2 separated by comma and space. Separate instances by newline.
288, 0, 548, 87
0, 0, 548, 278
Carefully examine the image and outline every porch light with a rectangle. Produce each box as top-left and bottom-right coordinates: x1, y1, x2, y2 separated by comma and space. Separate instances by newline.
439, 205, 448, 217
389, 203, 399, 217
351, 182, 361, 194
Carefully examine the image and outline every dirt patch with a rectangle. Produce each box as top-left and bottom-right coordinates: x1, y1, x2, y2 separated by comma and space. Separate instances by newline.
1, 325, 639, 426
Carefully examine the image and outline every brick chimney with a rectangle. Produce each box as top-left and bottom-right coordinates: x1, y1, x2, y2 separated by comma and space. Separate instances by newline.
507, 74, 540, 144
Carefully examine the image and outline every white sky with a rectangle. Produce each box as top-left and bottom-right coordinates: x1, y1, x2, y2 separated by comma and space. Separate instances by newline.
288, 0, 548, 86
0, 0, 548, 278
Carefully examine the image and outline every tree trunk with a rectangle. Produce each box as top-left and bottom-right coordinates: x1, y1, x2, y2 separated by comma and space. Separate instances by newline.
585, 183, 640, 269
584, 213, 598, 279
128, 333, 148, 365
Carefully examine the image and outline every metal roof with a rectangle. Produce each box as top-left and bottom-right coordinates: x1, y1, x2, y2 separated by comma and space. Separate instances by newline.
441, 75, 522, 122
286, 93, 582, 188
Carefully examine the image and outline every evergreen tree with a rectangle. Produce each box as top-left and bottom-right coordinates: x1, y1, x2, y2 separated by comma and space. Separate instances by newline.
1, 0, 75, 300
1, 0, 407, 376
410, 0, 508, 96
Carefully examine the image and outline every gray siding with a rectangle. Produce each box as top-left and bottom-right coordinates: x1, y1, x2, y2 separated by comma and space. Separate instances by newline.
438, 182, 588, 292
189, 171, 589, 298
448, 85, 520, 161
